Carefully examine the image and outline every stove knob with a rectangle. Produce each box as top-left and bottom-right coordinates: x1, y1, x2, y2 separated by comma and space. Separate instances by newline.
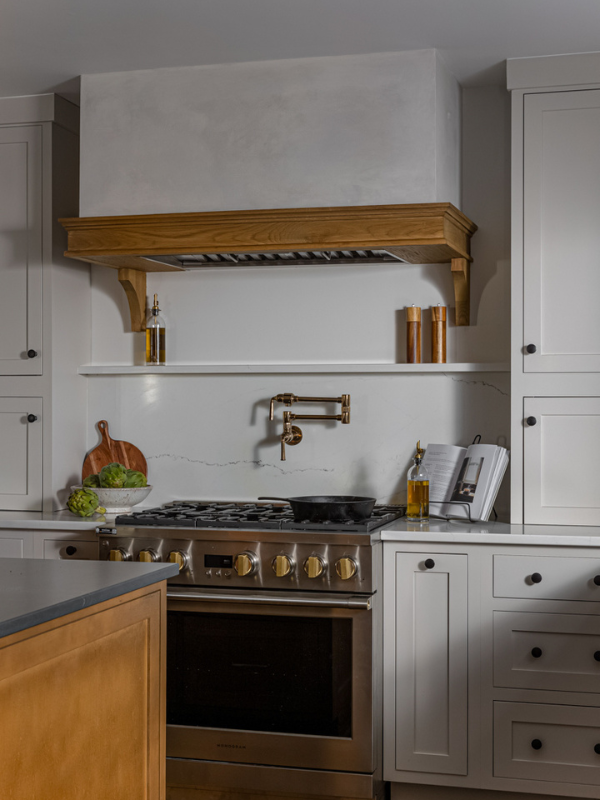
234, 552, 258, 577
335, 557, 358, 580
272, 554, 294, 577
304, 555, 325, 579
168, 550, 188, 572
108, 548, 131, 562
138, 549, 159, 563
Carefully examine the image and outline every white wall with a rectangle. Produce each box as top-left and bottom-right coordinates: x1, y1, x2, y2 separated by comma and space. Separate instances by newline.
80, 51, 511, 517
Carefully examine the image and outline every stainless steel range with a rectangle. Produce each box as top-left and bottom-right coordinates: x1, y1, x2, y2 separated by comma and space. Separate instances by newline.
97, 501, 405, 799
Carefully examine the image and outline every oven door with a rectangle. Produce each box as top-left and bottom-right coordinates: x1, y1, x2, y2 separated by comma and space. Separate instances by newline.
166, 587, 375, 773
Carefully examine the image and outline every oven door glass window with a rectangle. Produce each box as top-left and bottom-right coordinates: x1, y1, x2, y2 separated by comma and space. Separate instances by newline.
167, 611, 352, 737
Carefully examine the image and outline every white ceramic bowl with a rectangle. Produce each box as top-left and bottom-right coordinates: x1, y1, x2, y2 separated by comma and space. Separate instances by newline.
70, 485, 153, 514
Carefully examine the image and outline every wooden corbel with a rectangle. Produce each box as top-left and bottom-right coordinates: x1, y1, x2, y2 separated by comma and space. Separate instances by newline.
451, 258, 470, 326
118, 268, 147, 332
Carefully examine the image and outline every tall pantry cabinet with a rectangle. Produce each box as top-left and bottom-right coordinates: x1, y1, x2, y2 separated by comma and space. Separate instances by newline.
0, 95, 90, 512
509, 53, 600, 524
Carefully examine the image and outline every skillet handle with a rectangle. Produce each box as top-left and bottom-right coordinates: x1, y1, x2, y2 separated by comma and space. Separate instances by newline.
258, 496, 290, 503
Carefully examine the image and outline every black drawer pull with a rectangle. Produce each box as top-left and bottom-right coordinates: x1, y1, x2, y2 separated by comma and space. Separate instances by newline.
526, 416, 537, 426
531, 647, 543, 658
594, 575, 600, 586
27, 414, 38, 423
531, 572, 542, 584
595, 744, 600, 755
594, 651, 600, 662
424, 559, 435, 570
531, 739, 543, 750
526, 344, 537, 354
27, 349, 38, 358
65, 546, 77, 556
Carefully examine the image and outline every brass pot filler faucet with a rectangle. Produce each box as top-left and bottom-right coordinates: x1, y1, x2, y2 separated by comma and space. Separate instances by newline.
269, 393, 351, 461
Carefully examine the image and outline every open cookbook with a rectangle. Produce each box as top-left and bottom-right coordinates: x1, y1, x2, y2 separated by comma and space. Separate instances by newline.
421, 442, 509, 521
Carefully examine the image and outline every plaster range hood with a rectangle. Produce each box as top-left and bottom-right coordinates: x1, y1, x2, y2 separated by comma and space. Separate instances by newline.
60, 202, 477, 331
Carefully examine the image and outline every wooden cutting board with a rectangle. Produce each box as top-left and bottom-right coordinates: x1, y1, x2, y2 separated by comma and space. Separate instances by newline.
81, 420, 148, 481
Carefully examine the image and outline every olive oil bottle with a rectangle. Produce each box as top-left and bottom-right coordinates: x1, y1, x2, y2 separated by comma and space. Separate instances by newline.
145, 294, 166, 365
407, 440, 429, 521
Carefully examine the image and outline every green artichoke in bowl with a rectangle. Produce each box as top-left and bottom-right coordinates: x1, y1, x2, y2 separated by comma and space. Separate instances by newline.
99, 462, 128, 488
123, 469, 147, 488
82, 473, 101, 488
67, 488, 106, 517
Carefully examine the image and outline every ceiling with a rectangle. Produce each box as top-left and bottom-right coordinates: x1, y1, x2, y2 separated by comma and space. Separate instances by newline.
2, 0, 600, 102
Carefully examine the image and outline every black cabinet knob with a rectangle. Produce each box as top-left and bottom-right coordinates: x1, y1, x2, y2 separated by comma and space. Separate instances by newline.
531, 572, 543, 584
65, 546, 77, 556
526, 416, 537, 426
424, 558, 435, 570
594, 575, 600, 586
27, 349, 38, 358
595, 744, 600, 755
594, 651, 600, 662
531, 739, 543, 750
526, 344, 537, 354
27, 414, 37, 423
531, 647, 543, 658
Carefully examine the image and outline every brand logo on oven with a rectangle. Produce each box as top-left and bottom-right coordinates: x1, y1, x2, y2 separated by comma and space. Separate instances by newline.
217, 743, 247, 750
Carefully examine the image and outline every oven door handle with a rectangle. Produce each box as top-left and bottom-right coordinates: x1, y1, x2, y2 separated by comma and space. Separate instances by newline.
166, 588, 371, 610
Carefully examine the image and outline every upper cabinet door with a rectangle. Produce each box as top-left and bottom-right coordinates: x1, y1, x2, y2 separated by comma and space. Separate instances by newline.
523, 90, 600, 372
0, 126, 42, 375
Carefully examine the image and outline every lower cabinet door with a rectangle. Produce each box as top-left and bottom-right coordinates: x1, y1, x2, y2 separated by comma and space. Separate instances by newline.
524, 397, 600, 525
0, 397, 42, 510
43, 539, 98, 560
494, 701, 600, 787
391, 552, 468, 775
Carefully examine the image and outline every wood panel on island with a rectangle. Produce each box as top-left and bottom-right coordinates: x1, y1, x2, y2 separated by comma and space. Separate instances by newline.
60, 203, 477, 331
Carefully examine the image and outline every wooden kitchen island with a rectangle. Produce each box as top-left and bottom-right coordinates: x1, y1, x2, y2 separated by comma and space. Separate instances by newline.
0, 557, 178, 800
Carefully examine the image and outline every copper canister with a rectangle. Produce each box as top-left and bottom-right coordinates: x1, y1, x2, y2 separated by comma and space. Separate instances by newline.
406, 306, 421, 363
431, 304, 447, 363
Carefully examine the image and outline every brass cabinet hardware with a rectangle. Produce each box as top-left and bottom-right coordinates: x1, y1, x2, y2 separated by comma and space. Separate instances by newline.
270, 393, 351, 460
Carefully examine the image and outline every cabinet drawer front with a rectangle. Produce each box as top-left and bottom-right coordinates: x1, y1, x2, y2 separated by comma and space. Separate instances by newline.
494, 702, 600, 785
43, 540, 98, 560
494, 554, 600, 602
494, 611, 600, 692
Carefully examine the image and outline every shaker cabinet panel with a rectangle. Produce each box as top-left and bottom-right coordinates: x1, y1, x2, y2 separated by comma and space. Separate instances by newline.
0, 397, 42, 510
390, 552, 468, 777
0, 126, 42, 375
523, 397, 600, 524
523, 89, 600, 373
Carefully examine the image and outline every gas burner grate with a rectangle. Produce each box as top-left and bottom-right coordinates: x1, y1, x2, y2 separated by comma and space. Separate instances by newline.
115, 501, 405, 531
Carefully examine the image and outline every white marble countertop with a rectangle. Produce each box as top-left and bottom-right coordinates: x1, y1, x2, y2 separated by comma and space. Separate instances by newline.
0, 510, 111, 531
380, 518, 600, 547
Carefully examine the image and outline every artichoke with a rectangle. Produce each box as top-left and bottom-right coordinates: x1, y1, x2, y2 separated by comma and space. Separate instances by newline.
83, 473, 101, 488
123, 469, 147, 488
99, 462, 128, 488
67, 488, 106, 517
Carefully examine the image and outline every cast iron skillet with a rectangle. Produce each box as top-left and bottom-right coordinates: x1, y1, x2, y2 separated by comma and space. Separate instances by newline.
258, 495, 376, 523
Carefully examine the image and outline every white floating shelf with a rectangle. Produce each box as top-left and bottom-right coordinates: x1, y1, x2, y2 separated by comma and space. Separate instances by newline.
78, 363, 510, 375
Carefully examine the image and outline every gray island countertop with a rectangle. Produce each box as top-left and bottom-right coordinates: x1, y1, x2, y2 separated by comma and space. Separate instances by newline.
0, 558, 178, 639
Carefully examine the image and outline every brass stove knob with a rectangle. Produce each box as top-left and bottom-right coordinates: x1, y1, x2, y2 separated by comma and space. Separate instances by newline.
168, 550, 188, 572
108, 548, 131, 562
304, 555, 325, 579
138, 549, 158, 563
335, 557, 358, 580
234, 552, 258, 577
272, 554, 294, 577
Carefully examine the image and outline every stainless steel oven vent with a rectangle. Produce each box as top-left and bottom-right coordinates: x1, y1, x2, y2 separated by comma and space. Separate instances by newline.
143, 249, 408, 269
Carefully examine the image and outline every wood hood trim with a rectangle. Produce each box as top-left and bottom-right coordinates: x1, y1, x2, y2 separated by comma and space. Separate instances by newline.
60, 203, 477, 330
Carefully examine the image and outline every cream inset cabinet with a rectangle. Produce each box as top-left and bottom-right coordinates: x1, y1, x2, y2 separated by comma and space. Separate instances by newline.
384, 550, 468, 780
0, 126, 42, 376
523, 397, 600, 525
0, 397, 42, 510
